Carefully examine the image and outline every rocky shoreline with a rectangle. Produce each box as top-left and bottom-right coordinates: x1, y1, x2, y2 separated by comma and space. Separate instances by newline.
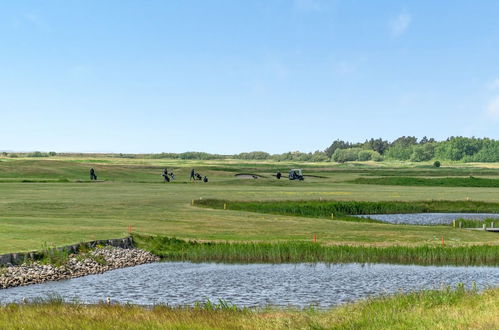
0, 247, 159, 289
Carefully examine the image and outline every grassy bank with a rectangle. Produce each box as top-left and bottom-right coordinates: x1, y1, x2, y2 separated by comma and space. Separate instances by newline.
133, 235, 499, 266
194, 198, 499, 218
0, 287, 496, 329
352, 176, 499, 187
2, 157, 499, 253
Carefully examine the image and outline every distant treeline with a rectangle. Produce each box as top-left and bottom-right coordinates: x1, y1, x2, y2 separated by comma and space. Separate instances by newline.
148, 136, 499, 163
325, 136, 499, 163
2, 136, 498, 163
148, 150, 330, 162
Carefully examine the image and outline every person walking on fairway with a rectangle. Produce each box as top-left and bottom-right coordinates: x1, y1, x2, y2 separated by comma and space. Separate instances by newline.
90, 168, 97, 181
162, 168, 170, 182
190, 169, 196, 181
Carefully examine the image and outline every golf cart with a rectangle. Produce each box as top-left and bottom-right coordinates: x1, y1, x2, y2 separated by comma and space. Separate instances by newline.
288, 169, 304, 181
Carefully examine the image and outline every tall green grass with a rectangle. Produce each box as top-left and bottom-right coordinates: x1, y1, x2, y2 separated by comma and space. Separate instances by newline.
1, 287, 496, 329
194, 199, 499, 219
134, 235, 499, 266
454, 218, 498, 229
352, 176, 499, 187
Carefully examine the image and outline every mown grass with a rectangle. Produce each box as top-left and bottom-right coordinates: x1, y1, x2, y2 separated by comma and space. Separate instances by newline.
2, 157, 499, 253
0, 287, 496, 329
194, 198, 499, 219
133, 235, 499, 266
352, 176, 499, 187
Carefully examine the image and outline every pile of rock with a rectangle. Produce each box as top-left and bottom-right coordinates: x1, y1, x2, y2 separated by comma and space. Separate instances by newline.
0, 247, 159, 289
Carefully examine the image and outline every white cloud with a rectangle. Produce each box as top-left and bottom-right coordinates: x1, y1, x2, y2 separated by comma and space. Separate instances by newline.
486, 96, 499, 119
390, 12, 411, 37
487, 79, 499, 90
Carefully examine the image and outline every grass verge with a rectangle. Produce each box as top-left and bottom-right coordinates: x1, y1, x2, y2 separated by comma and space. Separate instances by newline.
0, 287, 496, 329
133, 235, 499, 266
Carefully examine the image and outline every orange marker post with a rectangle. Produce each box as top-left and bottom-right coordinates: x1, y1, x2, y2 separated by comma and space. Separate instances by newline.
314, 234, 317, 243
128, 225, 132, 235
441, 236, 445, 247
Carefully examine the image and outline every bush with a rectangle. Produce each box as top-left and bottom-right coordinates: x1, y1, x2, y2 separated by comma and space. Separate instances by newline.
236, 151, 270, 160
410, 143, 435, 162
371, 151, 383, 161
310, 151, 329, 162
358, 150, 372, 161
357, 150, 383, 162
332, 148, 363, 163
433, 161, 441, 168
27, 151, 49, 157
386, 145, 412, 160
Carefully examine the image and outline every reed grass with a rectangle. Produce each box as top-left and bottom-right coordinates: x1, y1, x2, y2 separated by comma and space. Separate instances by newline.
454, 218, 498, 228
194, 199, 499, 220
0, 287, 496, 329
133, 235, 499, 266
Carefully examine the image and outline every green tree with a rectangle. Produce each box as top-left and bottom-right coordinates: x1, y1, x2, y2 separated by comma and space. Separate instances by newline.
410, 143, 436, 162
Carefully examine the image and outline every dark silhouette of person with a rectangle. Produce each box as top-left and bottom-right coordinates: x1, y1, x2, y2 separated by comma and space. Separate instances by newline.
162, 168, 170, 182
90, 168, 97, 180
203, 176, 208, 183
276, 171, 282, 179
190, 169, 196, 181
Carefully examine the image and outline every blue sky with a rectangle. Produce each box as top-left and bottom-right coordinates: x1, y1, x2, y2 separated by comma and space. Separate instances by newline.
1, 0, 499, 154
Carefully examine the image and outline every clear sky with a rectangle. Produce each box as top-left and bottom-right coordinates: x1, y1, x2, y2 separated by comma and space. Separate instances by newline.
1, 0, 499, 154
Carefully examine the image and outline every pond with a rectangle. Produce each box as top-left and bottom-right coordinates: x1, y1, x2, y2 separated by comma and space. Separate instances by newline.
354, 213, 499, 225
1, 262, 497, 308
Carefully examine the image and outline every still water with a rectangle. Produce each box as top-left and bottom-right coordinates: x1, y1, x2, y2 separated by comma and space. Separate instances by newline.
354, 213, 499, 225
1, 262, 497, 307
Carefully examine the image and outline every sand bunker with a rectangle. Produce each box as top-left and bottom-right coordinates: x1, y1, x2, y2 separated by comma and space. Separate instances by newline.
235, 174, 262, 179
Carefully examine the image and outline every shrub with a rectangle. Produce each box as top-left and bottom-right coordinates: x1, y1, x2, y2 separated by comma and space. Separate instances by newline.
27, 151, 49, 157
357, 150, 383, 162
236, 151, 270, 160
410, 143, 436, 162
310, 151, 329, 162
332, 148, 363, 163
433, 161, 441, 168
386, 145, 413, 160
358, 150, 372, 161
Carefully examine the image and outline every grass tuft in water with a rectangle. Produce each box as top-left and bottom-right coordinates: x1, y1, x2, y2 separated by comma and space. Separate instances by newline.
133, 235, 499, 266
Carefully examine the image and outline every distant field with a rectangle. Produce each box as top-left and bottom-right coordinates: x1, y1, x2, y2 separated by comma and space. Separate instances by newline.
0, 156, 498, 254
